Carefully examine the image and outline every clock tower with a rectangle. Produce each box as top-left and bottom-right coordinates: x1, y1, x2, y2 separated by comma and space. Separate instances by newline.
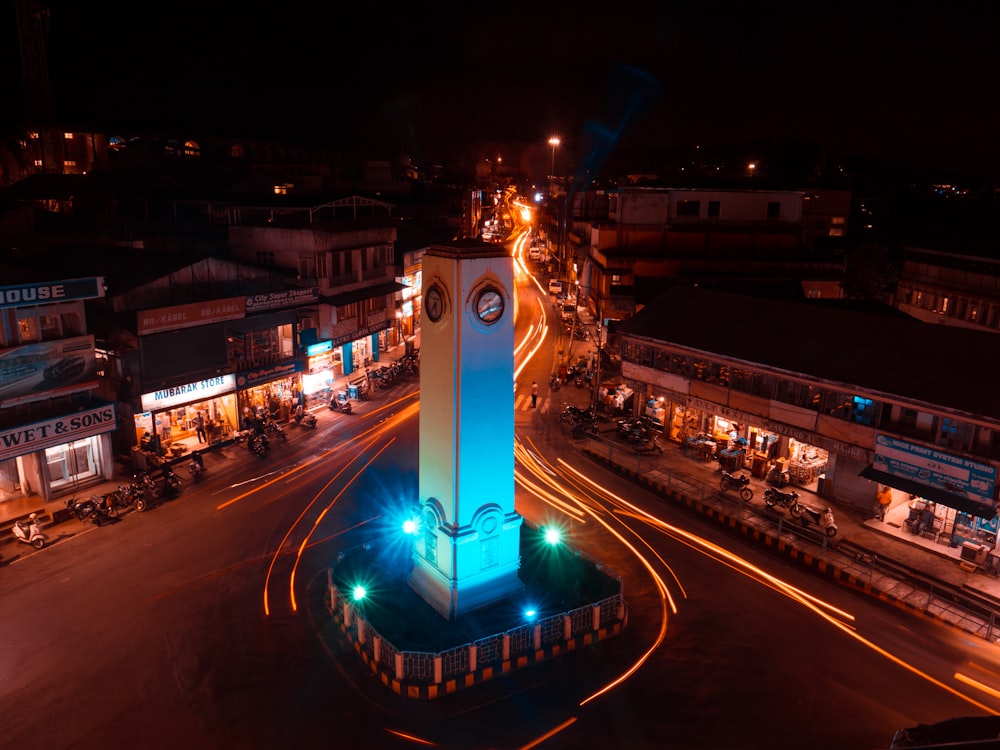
408, 241, 524, 620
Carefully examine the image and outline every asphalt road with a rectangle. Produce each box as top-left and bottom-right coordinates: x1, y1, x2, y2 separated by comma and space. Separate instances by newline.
3, 256, 999, 748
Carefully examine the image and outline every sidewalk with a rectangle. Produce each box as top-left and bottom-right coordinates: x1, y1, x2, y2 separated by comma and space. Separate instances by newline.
550, 305, 1000, 640
0, 335, 421, 542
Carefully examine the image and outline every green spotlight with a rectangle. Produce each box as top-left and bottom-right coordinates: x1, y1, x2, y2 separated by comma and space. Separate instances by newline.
544, 527, 562, 545
352, 585, 367, 602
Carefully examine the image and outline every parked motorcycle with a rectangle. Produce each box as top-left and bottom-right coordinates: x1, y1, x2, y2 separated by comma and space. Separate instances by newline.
161, 465, 182, 499
248, 433, 269, 459
560, 405, 594, 424
790, 503, 838, 537
617, 417, 652, 444
293, 405, 317, 429
11, 513, 47, 549
571, 417, 599, 438
265, 418, 288, 443
763, 486, 800, 510
65, 495, 112, 525
330, 394, 353, 414
719, 470, 753, 501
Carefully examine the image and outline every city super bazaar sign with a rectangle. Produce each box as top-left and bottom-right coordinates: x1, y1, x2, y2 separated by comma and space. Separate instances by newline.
0, 402, 117, 461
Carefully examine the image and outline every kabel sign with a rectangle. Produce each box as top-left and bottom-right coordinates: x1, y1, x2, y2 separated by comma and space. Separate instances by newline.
0, 403, 117, 461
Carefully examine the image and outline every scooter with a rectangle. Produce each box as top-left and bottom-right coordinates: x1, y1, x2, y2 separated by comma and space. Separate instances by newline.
12, 513, 47, 549
188, 453, 205, 483
634, 436, 664, 455
790, 502, 838, 537
720, 470, 753, 501
330, 395, 353, 414
763, 486, 800, 510
248, 433, 269, 458
293, 405, 317, 429
160, 465, 182, 499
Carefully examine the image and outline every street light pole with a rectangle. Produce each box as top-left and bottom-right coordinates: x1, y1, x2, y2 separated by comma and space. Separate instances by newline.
547, 136, 560, 179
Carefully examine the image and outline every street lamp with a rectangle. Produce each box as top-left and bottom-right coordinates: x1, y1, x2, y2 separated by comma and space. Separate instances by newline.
547, 136, 560, 178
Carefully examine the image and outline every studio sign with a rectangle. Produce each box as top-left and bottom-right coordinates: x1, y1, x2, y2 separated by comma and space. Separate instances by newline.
0, 403, 117, 461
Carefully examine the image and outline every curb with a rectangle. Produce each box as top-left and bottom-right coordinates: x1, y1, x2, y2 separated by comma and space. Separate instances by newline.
582, 447, 956, 631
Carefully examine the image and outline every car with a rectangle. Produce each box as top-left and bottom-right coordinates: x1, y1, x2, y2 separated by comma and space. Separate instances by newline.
43, 355, 86, 383
548, 279, 564, 295
528, 247, 542, 262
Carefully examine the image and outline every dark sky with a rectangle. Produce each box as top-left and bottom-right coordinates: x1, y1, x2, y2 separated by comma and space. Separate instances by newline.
3, 1, 998, 178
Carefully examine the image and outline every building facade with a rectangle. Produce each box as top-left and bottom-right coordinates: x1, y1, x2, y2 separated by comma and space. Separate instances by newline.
618, 285, 1000, 549
0, 276, 116, 503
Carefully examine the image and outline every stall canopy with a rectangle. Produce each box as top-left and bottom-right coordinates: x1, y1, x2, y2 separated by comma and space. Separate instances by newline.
859, 466, 998, 519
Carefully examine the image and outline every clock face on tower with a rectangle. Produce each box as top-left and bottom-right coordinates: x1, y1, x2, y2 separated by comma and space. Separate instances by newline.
475, 287, 504, 325
425, 285, 445, 322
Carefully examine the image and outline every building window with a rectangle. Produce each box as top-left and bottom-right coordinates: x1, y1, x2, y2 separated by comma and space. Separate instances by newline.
851, 396, 875, 425
64, 132, 74, 139
338, 303, 359, 320
676, 200, 700, 217
64, 160, 76, 167
939, 417, 973, 450
707, 201, 720, 218
17, 316, 40, 343
766, 202, 780, 219
255, 250, 275, 266
33, 159, 43, 167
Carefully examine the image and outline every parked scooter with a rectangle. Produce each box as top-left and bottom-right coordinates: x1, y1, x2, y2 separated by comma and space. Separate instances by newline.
161, 465, 182, 499
293, 405, 317, 429
330, 393, 353, 414
12, 513, 47, 549
763, 486, 800, 511
791, 502, 838, 537
719, 470, 753, 501
188, 452, 205, 483
634, 436, 664, 455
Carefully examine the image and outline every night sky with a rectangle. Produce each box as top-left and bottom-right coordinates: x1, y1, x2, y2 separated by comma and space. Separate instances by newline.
2, 1, 998, 178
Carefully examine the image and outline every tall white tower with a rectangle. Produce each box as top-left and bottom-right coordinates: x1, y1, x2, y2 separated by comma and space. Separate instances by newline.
408, 241, 524, 620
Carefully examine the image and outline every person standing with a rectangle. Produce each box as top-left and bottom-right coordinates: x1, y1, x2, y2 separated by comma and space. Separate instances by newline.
875, 485, 892, 521
194, 411, 207, 443
531, 381, 539, 408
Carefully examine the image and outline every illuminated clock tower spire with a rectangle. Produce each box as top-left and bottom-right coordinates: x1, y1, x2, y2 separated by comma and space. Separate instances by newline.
408, 241, 524, 620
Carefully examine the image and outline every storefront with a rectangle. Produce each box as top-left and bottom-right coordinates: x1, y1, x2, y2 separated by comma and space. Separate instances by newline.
641, 388, 834, 491
0, 401, 117, 501
235, 359, 306, 424
137, 374, 238, 459
302, 340, 335, 406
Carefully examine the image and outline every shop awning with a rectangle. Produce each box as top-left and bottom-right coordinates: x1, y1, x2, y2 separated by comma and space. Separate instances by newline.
859, 466, 997, 519
319, 281, 406, 307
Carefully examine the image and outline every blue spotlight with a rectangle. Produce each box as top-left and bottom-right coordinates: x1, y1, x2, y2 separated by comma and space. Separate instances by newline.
352, 585, 367, 602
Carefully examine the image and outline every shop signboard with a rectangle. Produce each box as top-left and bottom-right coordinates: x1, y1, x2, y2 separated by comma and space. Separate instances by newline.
236, 359, 306, 389
306, 340, 332, 356
330, 321, 389, 348
137, 297, 246, 335
0, 277, 104, 309
873, 435, 997, 504
0, 335, 98, 406
245, 288, 318, 313
141, 374, 236, 412
0, 401, 116, 461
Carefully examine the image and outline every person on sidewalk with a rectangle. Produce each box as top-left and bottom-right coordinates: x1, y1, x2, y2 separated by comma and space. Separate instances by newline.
531, 381, 539, 408
874, 485, 892, 521
194, 411, 207, 443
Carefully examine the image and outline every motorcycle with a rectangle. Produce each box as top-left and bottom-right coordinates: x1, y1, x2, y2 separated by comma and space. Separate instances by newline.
265, 418, 288, 443
617, 418, 651, 444
330, 394, 353, 414
790, 503, 838, 537
293, 405, 317, 429
12, 513, 47, 549
719, 470, 753, 501
571, 417, 599, 438
65, 495, 112, 525
161, 465, 182, 499
248, 433, 269, 459
763, 486, 800, 510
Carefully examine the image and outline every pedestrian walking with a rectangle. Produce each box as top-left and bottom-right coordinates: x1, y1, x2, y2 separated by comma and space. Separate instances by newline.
875, 485, 892, 521
194, 411, 207, 443
531, 381, 539, 408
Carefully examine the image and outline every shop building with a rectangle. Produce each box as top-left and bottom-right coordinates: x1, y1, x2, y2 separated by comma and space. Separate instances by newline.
618, 285, 1000, 548
92, 259, 316, 463
0, 276, 117, 502
228, 195, 407, 392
